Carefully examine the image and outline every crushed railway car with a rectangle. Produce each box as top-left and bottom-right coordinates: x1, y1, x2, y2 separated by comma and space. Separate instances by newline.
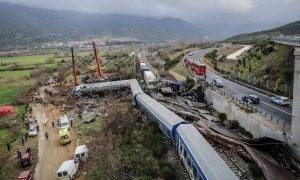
73, 80, 131, 96
184, 59, 206, 76
73, 80, 237, 180
137, 53, 157, 86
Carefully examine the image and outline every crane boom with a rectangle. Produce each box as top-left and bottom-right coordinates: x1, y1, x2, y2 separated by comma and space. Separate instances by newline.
71, 47, 78, 86
92, 42, 104, 78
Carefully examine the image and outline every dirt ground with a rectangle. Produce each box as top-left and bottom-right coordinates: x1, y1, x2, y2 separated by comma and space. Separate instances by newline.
33, 88, 77, 180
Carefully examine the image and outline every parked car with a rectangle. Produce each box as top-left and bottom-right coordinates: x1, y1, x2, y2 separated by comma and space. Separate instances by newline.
28, 124, 38, 136
27, 118, 37, 126
58, 116, 70, 130
212, 78, 224, 87
271, 96, 290, 106
242, 94, 260, 104
56, 160, 79, 180
17, 170, 33, 180
21, 153, 32, 168
74, 145, 88, 162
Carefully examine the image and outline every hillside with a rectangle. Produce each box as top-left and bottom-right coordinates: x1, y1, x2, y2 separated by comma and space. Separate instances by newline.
226, 21, 300, 42
205, 41, 294, 97
0, 3, 203, 51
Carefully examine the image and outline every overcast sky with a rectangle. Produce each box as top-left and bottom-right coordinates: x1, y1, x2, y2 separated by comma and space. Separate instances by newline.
1, 0, 299, 25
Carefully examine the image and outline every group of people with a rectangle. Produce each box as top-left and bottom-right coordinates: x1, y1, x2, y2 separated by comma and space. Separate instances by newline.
6, 131, 29, 151
6, 134, 32, 159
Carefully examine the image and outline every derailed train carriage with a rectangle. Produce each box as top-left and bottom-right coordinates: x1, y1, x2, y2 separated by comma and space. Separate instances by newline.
184, 58, 206, 76
131, 83, 237, 180
74, 79, 237, 180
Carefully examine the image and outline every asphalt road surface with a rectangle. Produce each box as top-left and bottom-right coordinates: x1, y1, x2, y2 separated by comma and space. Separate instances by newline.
185, 49, 292, 128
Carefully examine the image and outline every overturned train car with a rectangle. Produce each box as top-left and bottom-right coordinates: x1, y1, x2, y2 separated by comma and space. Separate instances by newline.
74, 79, 237, 180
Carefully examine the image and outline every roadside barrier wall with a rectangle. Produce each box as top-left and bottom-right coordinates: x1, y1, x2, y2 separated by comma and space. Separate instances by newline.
205, 89, 290, 142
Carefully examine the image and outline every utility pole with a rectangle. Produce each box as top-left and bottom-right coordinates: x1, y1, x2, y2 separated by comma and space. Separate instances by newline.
71, 47, 78, 86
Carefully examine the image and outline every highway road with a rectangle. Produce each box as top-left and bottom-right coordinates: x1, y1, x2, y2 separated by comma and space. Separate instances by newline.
186, 49, 293, 128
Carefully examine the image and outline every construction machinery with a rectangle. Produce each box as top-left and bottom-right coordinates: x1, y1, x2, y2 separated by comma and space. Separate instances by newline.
71, 47, 78, 86
58, 128, 71, 145
92, 42, 104, 78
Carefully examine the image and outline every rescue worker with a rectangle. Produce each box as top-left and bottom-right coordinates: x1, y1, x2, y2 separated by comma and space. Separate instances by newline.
45, 132, 49, 140
44, 119, 47, 127
21, 137, 25, 145
17, 148, 21, 159
6, 143, 10, 151
24, 132, 28, 141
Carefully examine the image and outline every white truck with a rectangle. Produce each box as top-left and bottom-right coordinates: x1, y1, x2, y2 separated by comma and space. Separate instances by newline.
74, 145, 89, 162
58, 116, 70, 130
56, 160, 79, 180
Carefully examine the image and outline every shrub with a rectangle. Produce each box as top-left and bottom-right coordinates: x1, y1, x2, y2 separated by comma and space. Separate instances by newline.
10, 62, 21, 70
229, 120, 239, 129
205, 49, 218, 61
164, 56, 180, 70
158, 161, 177, 180
218, 113, 227, 124
237, 126, 253, 139
45, 57, 54, 64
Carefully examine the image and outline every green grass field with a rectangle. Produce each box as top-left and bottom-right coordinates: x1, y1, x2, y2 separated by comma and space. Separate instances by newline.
0, 55, 50, 65
0, 129, 10, 140
0, 70, 32, 79
0, 80, 35, 105
0, 50, 100, 105
0, 69, 36, 105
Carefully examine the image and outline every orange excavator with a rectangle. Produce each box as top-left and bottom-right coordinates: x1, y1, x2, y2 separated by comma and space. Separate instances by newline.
71, 42, 105, 86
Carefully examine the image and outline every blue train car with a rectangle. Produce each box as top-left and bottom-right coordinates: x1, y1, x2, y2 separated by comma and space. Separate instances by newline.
74, 79, 238, 180
170, 80, 182, 92
136, 93, 185, 139
175, 124, 238, 180
130, 79, 143, 98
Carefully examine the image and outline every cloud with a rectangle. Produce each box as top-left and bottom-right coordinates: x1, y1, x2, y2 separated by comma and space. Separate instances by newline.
217, 0, 254, 13
0, 0, 299, 24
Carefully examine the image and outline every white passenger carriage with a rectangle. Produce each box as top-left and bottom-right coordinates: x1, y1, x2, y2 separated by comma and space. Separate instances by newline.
136, 93, 185, 139
175, 124, 238, 180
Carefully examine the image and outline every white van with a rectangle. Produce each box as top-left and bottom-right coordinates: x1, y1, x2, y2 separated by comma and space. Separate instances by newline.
74, 145, 89, 162
58, 116, 70, 130
56, 160, 79, 180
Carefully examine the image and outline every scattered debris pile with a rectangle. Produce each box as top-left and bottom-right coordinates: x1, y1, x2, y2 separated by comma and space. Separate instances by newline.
149, 84, 299, 179
68, 95, 187, 179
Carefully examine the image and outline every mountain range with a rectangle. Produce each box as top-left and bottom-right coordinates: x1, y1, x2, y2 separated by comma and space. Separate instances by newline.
0, 3, 202, 51
226, 21, 300, 42
0, 2, 299, 51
